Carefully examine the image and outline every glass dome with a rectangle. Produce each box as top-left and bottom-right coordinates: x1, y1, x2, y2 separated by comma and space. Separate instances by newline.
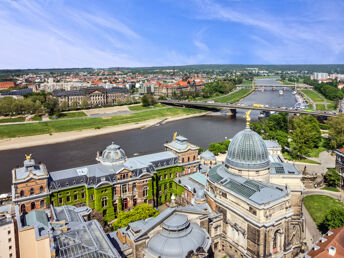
98, 142, 127, 164
225, 128, 270, 170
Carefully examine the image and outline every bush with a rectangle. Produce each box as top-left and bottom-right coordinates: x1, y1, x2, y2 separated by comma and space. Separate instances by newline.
324, 169, 341, 187
319, 208, 344, 233
112, 204, 159, 230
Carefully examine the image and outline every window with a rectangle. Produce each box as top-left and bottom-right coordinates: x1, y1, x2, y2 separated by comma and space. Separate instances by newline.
103, 209, 107, 217
133, 198, 137, 206
74, 193, 78, 201
7, 230, 10, 235
143, 187, 148, 197
122, 198, 128, 210
66, 196, 71, 202
91, 195, 94, 201
8, 238, 11, 242
81, 191, 85, 199
121, 184, 127, 194
102, 197, 108, 208
9, 245, 12, 250
188, 157, 190, 162
30, 202, 35, 210
182, 158, 184, 163
169, 183, 172, 189
30, 188, 34, 195
132, 183, 136, 191
40, 200, 44, 208
40, 186, 43, 193
58, 198, 62, 204
169, 173, 172, 178
20, 190, 24, 197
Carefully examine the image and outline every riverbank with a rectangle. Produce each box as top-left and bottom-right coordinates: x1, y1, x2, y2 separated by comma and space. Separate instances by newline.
0, 111, 209, 151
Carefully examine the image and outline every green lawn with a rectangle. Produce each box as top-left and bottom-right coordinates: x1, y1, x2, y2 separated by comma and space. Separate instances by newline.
321, 186, 340, 192
128, 103, 166, 111
0, 117, 26, 123
282, 152, 321, 164
303, 195, 344, 226
31, 115, 42, 121
215, 89, 253, 103
316, 104, 325, 111
0, 107, 205, 139
51, 111, 87, 119
301, 90, 325, 102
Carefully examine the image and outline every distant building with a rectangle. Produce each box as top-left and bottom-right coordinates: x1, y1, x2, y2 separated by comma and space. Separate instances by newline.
312, 73, 329, 80
334, 148, 344, 187
305, 227, 344, 257
0, 81, 15, 89
52, 87, 130, 107
154, 79, 204, 97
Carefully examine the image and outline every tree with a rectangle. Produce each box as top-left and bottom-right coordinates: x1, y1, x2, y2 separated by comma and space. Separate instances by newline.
80, 97, 88, 109
44, 98, 60, 115
290, 115, 321, 158
320, 208, 344, 233
328, 115, 344, 148
60, 100, 68, 111
112, 204, 159, 230
324, 169, 341, 187
141, 95, 150, 107
71, 100, 78, 109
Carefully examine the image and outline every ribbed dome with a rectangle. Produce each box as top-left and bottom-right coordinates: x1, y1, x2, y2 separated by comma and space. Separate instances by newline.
98, 142, 126, 164
225, 128, 270, 170
145, 214, 211, 257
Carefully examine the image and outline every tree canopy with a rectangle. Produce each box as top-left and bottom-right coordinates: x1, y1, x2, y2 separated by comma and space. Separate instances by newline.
320, 208, 344, 233
324, 169, 341, 187
112, 204, 159, 230
327, 115, 344, 149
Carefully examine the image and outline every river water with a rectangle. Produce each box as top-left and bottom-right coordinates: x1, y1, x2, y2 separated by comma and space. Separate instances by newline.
0, 82, 297, 192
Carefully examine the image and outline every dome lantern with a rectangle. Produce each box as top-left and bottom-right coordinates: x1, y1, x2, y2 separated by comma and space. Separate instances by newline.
97, 142, 127, 164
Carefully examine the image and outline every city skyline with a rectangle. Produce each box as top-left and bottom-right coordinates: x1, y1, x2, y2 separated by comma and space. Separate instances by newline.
1, 0, 344, 69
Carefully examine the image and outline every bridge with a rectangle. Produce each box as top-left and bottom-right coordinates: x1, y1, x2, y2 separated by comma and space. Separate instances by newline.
159, 100, 337, 117
237, 84, 313, 90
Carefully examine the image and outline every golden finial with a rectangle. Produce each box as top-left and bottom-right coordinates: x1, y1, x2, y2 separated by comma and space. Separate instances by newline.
173, 132, 177, 141
243, 110, 251, 128
25, 154, 32, 160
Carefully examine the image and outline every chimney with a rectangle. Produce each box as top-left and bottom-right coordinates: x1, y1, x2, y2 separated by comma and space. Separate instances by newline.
328, 246, 336, 256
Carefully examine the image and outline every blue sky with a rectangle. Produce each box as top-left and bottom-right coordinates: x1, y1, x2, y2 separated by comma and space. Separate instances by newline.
1, 0, 344, 68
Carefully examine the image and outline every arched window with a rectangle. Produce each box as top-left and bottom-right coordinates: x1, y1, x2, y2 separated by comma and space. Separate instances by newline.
39, 186, 43, 193
188, 157, 190, 162
30, 188, 34, 195
20, 190, 24, 197
273, 230, 281, 253
40, 200, 44, 208
20, 204, 26, 213
31, 202, 35, 210
143, 187, 148, 197
102, 196, 108, 208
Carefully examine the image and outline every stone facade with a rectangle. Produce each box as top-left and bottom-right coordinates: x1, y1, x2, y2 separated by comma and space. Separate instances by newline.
52, 86, 130, 107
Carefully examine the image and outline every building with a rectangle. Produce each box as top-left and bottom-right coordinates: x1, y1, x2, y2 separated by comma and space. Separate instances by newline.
200, 150, 217, 166
15, 204, 120, 258
11, 135, 200, 223
111, 204, 218, 258
0, 81, 15, 89
334, 148, 344, 187
0, 205, 17, 258
305, 227, 344, 257
154, 79, 204, 97
204, 114, 305, 257
312, 73, 329, 80
52, 86, 130, 107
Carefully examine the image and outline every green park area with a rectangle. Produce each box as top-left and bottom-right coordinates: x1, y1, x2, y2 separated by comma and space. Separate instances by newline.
300, 89, 336, 111
215, 89, 253, 103
50, 111, 87, 119
303, 195, 344, 232
0, 116, 26, 123
0, 107, 205, 139
128, 103, 166, 111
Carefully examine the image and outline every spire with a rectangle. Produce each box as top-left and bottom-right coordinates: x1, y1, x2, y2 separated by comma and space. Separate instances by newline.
244, 110, 251, 128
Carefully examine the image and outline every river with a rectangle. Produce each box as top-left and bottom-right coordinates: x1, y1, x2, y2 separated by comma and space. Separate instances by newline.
0, 83, 296, 193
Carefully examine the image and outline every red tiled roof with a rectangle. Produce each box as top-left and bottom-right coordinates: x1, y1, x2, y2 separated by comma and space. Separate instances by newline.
0, 81, 15, 88
307, 226, 344, 257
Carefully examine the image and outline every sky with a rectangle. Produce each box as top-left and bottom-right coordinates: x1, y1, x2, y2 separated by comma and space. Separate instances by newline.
1, 0, 344, 68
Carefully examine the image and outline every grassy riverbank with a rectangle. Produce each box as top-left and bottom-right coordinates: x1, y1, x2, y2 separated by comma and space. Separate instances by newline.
300, 89, 336, 111
0, 107, 205, 139
215, 89, 253, 103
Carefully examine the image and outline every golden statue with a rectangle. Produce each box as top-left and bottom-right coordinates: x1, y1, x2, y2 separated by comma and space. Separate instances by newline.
243, 110, 251, 128
173, 132, 177, 141
25, 154, 32, 160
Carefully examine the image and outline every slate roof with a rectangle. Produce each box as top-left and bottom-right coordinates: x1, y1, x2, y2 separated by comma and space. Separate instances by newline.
208, 165, 288, 205
264, 140, 281, 149
164, 135, 198, 152
49, 151, 178, 191
200, 150, 216, 160
52, 87, 129, 97
13, 159, 48, 182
